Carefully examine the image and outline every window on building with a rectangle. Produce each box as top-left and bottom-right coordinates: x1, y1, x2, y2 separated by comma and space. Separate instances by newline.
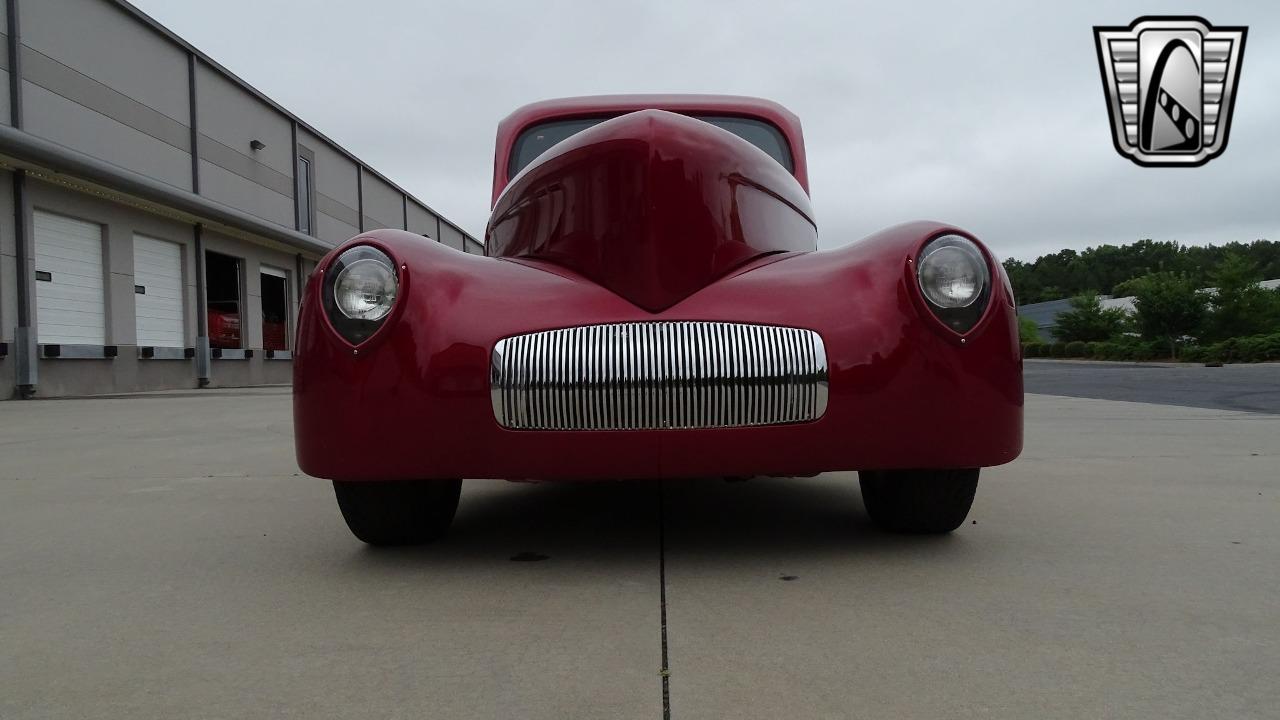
296, 155, 313, 235
260, 266, 290, 351
205, 251, 243, 349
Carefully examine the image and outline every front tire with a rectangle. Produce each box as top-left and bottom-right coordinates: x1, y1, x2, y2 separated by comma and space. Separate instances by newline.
858, 469, 979, 534
332, 479, 462, 546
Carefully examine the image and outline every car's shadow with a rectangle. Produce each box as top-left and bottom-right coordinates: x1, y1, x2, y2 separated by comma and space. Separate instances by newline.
343, 474, 968, 571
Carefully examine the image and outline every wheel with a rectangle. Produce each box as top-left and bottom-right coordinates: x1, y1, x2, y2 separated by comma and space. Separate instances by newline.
858, 469, 979, 534
332, 479, 462, 546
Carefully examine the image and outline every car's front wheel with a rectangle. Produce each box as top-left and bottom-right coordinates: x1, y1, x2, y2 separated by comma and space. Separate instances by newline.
332, 479, 462, 546
858, 469, 979, 534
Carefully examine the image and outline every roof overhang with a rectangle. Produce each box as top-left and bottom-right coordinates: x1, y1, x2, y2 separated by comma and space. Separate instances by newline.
0, 124, 332, 256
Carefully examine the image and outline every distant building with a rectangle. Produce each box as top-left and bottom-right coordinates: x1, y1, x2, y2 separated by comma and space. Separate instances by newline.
1, 0, 481, 399
1018, 279, 1280, 341
1017, 298, 1075, 342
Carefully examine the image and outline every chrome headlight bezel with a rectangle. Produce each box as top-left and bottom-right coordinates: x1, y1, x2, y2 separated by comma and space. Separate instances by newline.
916, 234, 992, 334
322, 245, 400, 345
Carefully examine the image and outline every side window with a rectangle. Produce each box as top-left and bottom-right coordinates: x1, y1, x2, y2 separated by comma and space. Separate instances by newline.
296, 151, 315, 235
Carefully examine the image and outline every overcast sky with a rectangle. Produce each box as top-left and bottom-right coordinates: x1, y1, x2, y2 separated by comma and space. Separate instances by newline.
132, 0, 1278, 262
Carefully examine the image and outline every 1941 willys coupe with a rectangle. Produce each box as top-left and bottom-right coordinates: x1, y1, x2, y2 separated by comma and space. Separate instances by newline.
294, 95, 1023, 545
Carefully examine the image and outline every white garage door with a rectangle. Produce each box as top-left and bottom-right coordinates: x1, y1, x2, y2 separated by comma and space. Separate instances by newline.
34, 210, 105, 345
133, 234, 186, 347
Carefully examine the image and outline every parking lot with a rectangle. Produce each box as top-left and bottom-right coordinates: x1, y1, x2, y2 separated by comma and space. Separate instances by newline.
2, 368, 1278, 719
1024, 359, 1280, 414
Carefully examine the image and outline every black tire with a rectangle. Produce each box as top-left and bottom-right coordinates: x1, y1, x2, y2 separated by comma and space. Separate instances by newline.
332, 479, 462, 546
858, 469, 979, 534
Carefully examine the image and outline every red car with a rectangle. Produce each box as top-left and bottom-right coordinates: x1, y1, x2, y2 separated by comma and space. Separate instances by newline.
207, 301, 241, 350
294, 95, 1023, 545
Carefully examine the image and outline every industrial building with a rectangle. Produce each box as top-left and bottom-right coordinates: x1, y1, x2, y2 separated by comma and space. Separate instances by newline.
0, 0, 481, 399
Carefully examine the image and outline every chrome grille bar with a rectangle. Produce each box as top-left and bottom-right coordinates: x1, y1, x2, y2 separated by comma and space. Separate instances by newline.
490, 321, 828, 430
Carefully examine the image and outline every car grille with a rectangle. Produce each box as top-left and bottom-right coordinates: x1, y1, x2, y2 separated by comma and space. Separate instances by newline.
490, 321, 828, 430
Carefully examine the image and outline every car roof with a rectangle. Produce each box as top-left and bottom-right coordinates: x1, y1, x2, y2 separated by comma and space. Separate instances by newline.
492, 94, 809, 204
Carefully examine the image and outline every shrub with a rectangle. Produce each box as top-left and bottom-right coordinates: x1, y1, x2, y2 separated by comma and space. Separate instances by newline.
1077, 337, 1171, 362
1180, 345, 1209, 363
1088, 341, 1123, 360
1184, 332, 1280, 363
1135, 340, 1170, 361
1125, 272, 1208, 358
1237, 334, 1280, 362
1018, 316, 1042, 344
1054, 292, 1129, 342
1220, 337, 1240, 362
1202, 255, 1280, 342
1030, 331, 1275, 364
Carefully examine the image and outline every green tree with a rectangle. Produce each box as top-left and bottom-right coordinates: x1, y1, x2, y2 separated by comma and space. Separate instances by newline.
1018, 316, 1042, 343
1123, 272, 1207, 358
1203, 254, 1280, 341
1053, 292, 1128, 342
1002, 239, 1280, 305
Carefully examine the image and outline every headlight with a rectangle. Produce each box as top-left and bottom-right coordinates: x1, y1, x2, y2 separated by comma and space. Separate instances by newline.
335, 258, 397, 320
322, 246, 399, 345
916, 235, 991, 333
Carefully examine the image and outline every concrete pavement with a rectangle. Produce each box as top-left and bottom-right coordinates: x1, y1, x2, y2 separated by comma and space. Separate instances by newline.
664, 397, 1278, 719
1, 388, 1276, 718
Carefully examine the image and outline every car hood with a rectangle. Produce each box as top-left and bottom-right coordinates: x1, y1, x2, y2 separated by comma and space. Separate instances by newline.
485, 109, 817, 312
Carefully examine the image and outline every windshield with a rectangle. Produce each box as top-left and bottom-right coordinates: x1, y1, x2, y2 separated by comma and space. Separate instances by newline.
509, 114, 795, 179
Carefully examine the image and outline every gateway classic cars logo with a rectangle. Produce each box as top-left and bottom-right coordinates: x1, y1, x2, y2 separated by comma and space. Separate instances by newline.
1094, 16, 1247, 166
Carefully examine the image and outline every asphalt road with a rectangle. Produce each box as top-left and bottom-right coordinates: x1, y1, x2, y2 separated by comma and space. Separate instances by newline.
1, 388, 1277, 719
1025, 359, 1280, 414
